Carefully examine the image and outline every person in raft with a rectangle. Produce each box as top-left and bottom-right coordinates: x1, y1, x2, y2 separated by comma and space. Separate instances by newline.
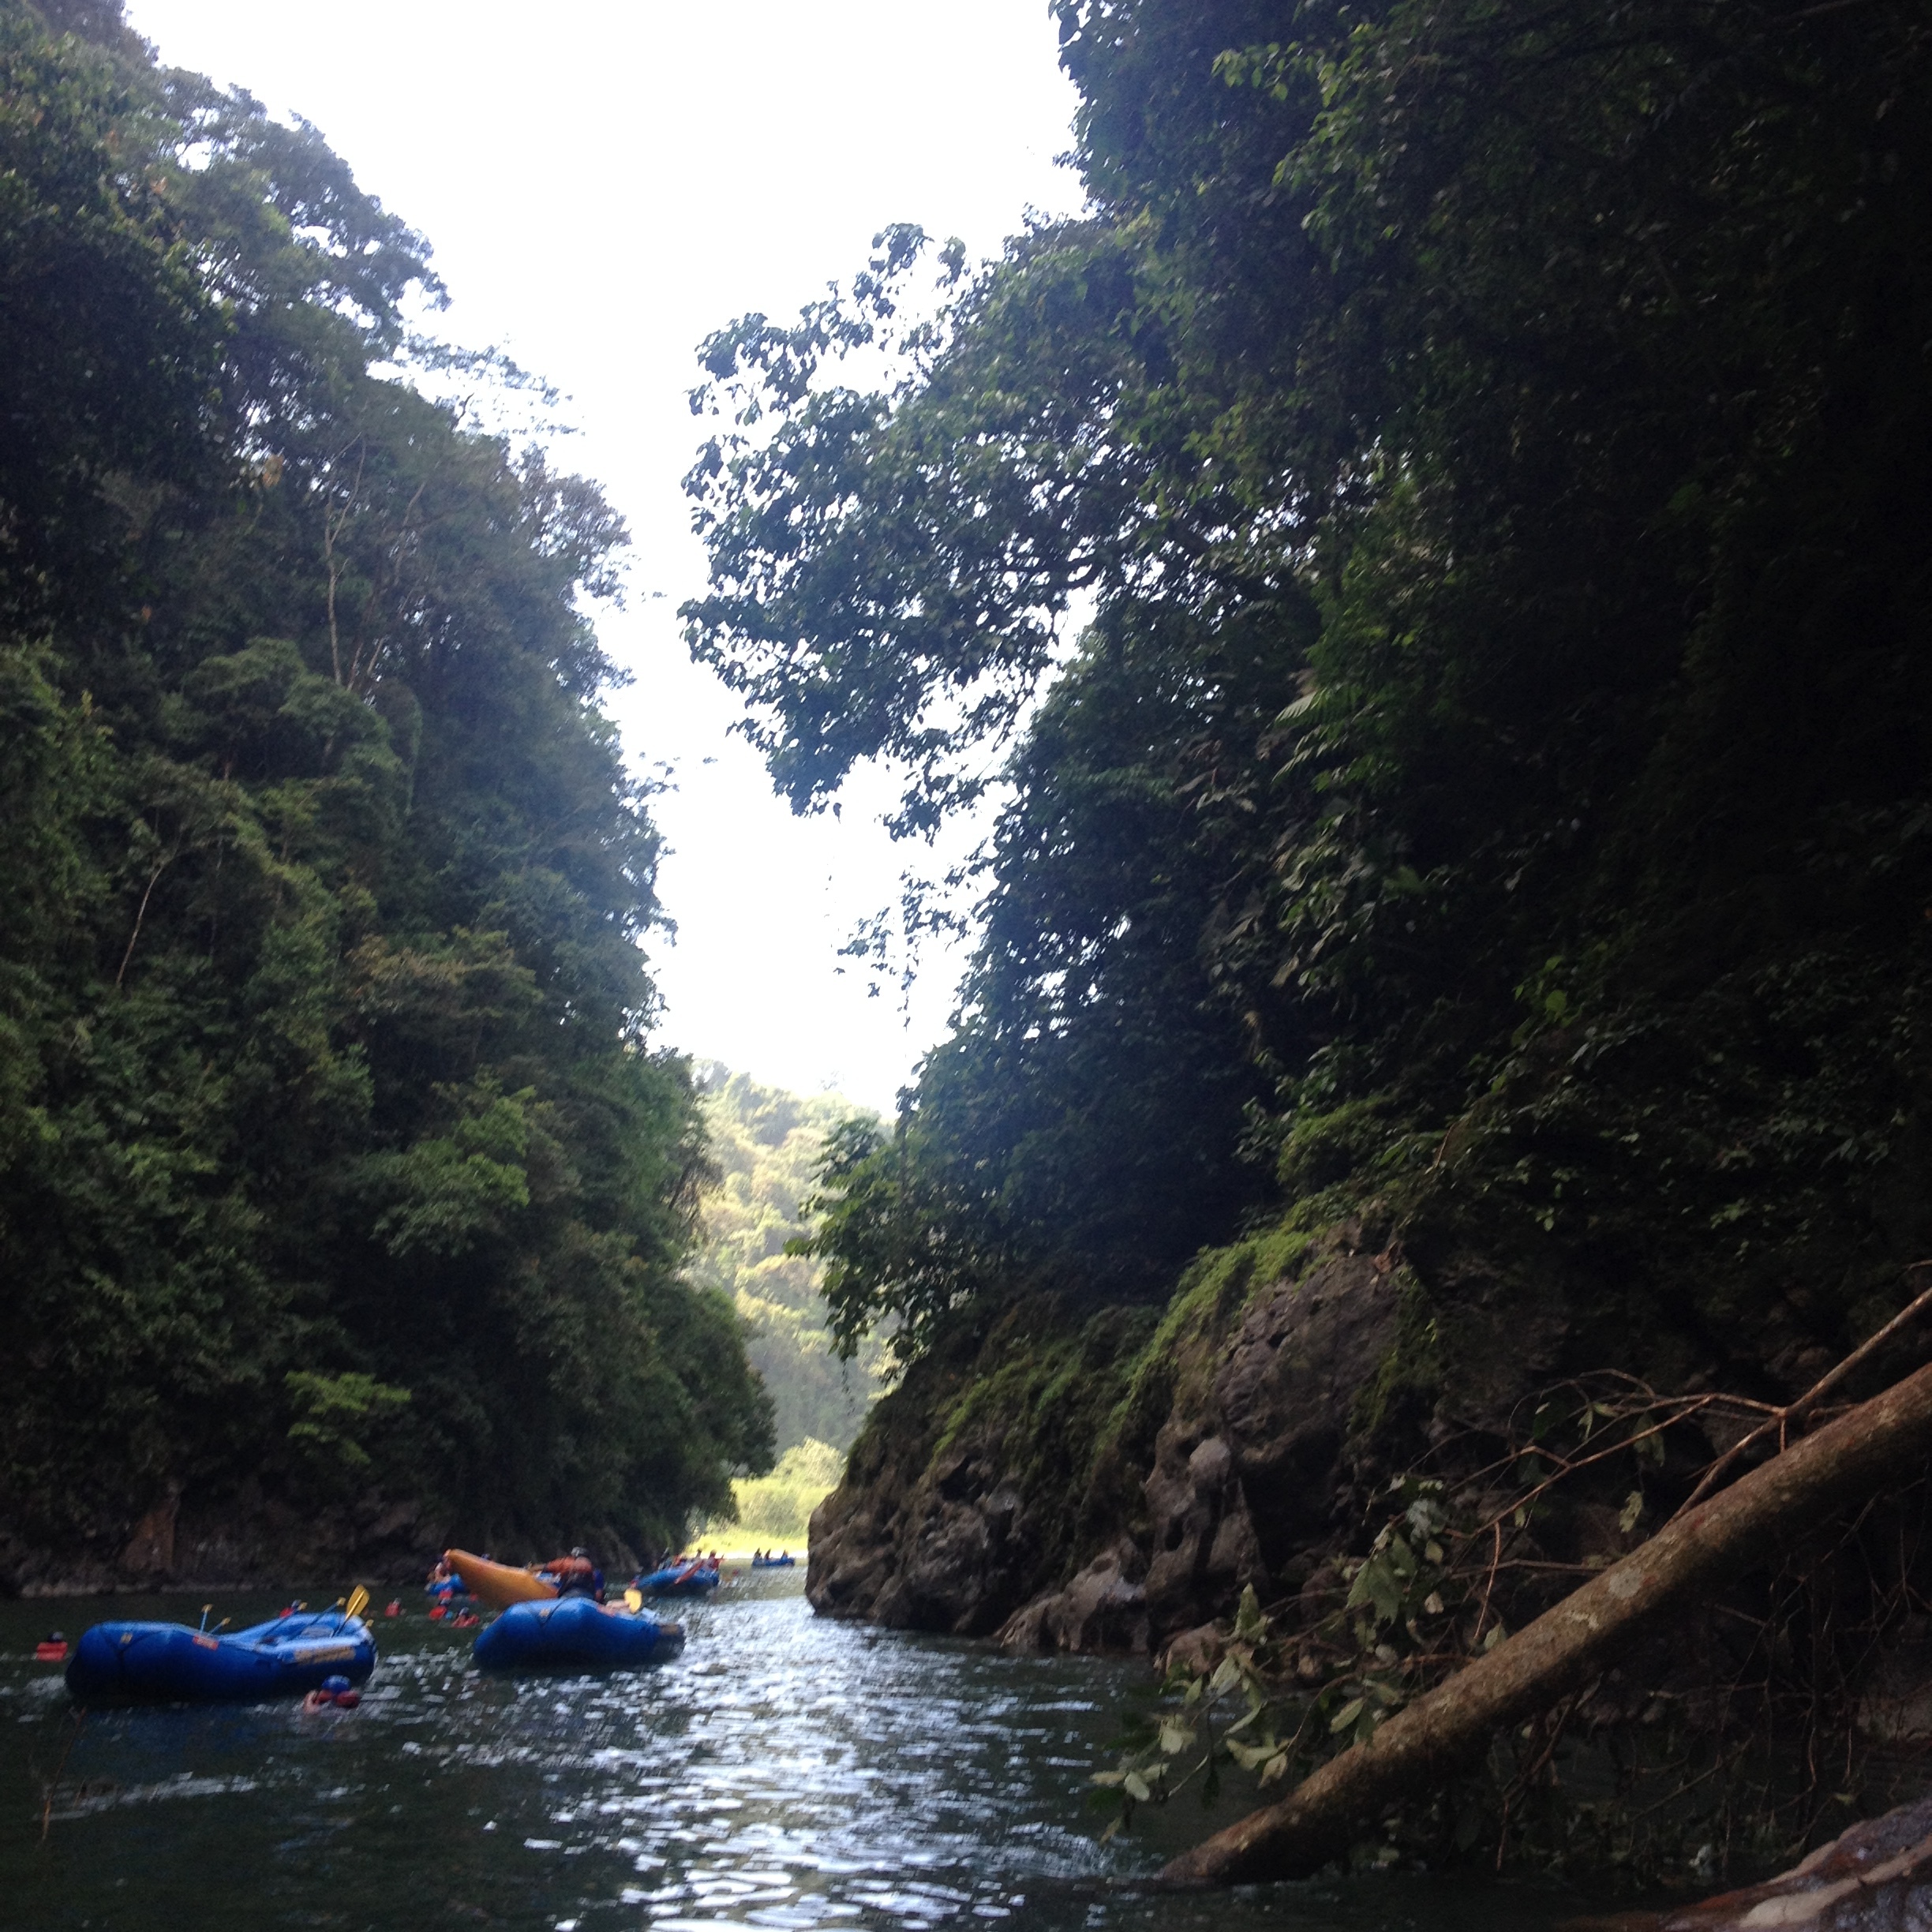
542, 1548, 605, 1601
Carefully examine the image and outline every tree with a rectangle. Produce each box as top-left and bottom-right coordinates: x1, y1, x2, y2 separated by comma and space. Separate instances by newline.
688, 0, 1932, 1383
799, 597, 1293, 1348
0, 0, 771, 1559
684, 1067, 886, 1453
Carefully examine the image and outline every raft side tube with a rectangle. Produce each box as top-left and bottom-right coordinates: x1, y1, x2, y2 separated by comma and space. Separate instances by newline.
66, 1612, 376, 1705
472, 1596, 684, 1672
634, 1563, 721, 1597
444, 1548, 559, 1608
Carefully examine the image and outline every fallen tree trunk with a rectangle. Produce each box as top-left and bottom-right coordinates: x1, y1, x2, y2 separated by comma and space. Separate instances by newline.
1163, 1358, 1932, 1886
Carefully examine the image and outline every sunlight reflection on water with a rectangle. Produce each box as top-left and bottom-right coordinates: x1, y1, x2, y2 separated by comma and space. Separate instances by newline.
2, 1574, 1593, 1930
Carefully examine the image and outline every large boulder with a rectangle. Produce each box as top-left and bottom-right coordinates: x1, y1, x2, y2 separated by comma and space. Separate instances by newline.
1135, 1252, 1402, 1634
807, 1326, 1050, 1637
815, 1243, 1410, 1655
1213, 1254, 1405, 1578
996, 1541, 1149, 1654
1569, 1794, 1932, 1930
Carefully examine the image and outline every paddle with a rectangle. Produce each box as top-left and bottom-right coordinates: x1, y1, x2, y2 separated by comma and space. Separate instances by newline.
338, 1585, 369, 1630
623, 1587, 643, 1612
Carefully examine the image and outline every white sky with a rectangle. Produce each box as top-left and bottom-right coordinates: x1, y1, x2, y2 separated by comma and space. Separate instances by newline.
122, 0, 1085, 1117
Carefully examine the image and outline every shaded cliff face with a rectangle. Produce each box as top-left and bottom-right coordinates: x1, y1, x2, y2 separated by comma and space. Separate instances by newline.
806, 1297, 1162, 1638
805, 1221, 1860, 1660
807, 1246, 1418, 1653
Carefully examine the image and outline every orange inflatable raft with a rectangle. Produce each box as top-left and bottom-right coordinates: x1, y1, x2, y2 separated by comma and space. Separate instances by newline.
442, 1548, 559, 1609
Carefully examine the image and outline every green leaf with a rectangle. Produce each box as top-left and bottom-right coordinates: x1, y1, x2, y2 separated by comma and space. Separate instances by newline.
1344, 1555, 1404, 1627
1234, 1583, 1267, 1642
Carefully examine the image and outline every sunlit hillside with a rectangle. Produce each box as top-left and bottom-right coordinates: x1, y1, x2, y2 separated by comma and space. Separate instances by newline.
687, 1067, 888, 1457
728, 1439, 844, 1548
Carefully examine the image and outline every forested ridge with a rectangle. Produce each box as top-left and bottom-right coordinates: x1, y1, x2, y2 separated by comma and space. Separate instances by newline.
0, 0, 770, 1574
687, 0, 1932, 1874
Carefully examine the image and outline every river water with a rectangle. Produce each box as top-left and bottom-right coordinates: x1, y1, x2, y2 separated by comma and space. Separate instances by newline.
1, 1573, 1607, 1931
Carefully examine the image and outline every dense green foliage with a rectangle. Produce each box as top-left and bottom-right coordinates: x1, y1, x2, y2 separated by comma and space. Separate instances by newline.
688, 1, 1932, 1365
0, 0, 770, 1556
684, 1068, 884, 1451
729, 1437, 843, 1546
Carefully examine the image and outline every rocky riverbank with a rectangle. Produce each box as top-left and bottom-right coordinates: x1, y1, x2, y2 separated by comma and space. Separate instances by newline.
811, 1230, 1551, 1657
806, 1218, 1932, 1881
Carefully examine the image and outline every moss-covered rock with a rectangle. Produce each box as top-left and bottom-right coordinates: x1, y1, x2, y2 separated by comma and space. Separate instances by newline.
807, 1226, 1431, 1649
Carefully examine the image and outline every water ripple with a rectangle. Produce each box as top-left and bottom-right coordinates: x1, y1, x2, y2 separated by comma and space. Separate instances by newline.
2, 1578, 1588, 1930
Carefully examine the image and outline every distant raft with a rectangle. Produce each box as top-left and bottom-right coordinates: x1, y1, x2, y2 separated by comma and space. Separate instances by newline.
473, 1596, 683, 1672
751, 1554, 797, 1569
66, 1608, 376, 1705
443, 1548, 558, 1609
633, 1561, 721, 1597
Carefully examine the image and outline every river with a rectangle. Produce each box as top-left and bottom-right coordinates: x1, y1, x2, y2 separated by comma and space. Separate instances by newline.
2, 1573, 1606, 1930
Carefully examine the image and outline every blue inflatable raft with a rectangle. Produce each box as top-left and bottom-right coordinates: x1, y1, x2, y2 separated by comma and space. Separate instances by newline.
66, 1608, 376, 1705
751, 1554, 796, 1569
634, 1562, 721, 1597
473, 1596, 683, 1672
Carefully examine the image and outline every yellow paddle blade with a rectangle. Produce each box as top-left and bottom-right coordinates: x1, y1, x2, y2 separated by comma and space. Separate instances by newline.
343, 1585, 369, 1622
623, 1587, 643, 1613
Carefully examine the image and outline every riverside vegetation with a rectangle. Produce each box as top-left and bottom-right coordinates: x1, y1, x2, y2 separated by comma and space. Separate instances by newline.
0, 0, 774, 1586
683, 0, 1932, 1893
688, 1066, 886, 1458
686, 1066, 887, 1543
